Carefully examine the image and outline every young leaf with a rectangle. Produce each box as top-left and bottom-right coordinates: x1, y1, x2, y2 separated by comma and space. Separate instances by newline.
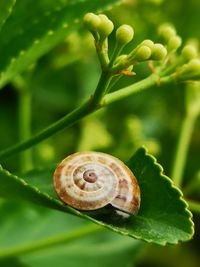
0, 0, 121, 89
0, 0, 16, 30
0, 147, 194, 245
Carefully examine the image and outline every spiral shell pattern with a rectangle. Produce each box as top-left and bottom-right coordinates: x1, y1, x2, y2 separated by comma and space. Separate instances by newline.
54, 152, 140, 215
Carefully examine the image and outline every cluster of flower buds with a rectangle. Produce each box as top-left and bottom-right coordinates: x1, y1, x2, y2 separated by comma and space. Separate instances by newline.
176, 41, 200, 81
112, 39, 167, 72
84, 13, 200, 82
158, 24, 182, 52
84, 13, 167, 74
176, 59, 200, 81
84, 13, 114, 42
158, 23, 200, 81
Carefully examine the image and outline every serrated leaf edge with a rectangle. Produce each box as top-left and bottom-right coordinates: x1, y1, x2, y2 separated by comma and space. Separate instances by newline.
0, 146, 194, 246
0, 0, 122, 88
134, 146, 195, 244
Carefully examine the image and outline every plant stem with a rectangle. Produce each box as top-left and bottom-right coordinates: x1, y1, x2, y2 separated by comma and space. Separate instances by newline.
96, 39, 110, 70
109, 43, 123, 67
0, 74, 173, 161
92, 71, 112, 105
0, 99, 94, 161
160, 57, 183, 77
103, 74, 172, 105
172, 114, 196, 187
18, 89, 33, 171
0, 224, 102, 259
187, 199, 200, 214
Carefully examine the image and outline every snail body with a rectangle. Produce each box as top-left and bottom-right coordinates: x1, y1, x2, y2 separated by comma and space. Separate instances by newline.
53, 152, 140, 216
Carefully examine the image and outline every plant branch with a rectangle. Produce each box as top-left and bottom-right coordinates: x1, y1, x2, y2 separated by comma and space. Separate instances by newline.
18, 89, 33, 171
0, 224, 102, 259
102, 74, 173, 105
171, 114, 196, 187
95, 40, 110, 70
0, 74, 174, 161
0, 99, 94, 161
160, 57, 183, 77
92, 70, 112, 105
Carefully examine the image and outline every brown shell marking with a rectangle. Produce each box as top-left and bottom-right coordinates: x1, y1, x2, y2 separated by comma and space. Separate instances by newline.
109, 158, 140, 215
53, 152, 140, 215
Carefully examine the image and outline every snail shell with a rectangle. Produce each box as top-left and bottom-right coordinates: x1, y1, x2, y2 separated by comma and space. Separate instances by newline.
53, 152, 140, 216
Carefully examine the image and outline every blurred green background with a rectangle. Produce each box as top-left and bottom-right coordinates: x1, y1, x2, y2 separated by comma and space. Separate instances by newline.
0, 0, 200, 266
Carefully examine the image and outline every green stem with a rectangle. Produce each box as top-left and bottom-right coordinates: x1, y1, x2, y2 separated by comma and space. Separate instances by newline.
0, 74, 173, 161
92, 71, 112, 106
18, 89, 32, 171
0, 99, 94, 161
160, 57, 183, 77
187, 199, 200, 214
109, 43, 123, 67
103, 74, 172, 105
106, 75, 122, 94
0, 224, 102, 259
172, 114, 196, 187
96, 39, 110, 70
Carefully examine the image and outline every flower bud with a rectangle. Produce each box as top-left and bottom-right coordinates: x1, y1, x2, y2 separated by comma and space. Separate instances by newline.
114, 55, 134, 72
115, 54, 128, 64
187, 59, 200, 72
134, 45, 152, 61
178, 59, 200, 80
116, 24, 134, 45
151, 43, 167, 60
158, 24, 176, 42
167, 35, 182, 51
141, 39, 154, 50
97, 14, 114, 38
83, 13, 100, 32
181, 45, 198, 61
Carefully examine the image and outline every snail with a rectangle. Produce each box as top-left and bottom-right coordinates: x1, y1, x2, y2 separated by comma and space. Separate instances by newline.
53, 151, 140, 217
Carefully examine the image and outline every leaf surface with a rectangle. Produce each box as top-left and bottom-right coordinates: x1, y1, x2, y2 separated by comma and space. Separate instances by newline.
0, 0, 16, 30
0, 0, 121, 88
0, 147, 194, 245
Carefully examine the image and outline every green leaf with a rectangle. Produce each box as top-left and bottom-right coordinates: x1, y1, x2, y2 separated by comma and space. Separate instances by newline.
0, 0, 16, 30
127, 147, 194, 244
0, 0, 121, 89
0, 147, 194, 245
0, 202, 142, 266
